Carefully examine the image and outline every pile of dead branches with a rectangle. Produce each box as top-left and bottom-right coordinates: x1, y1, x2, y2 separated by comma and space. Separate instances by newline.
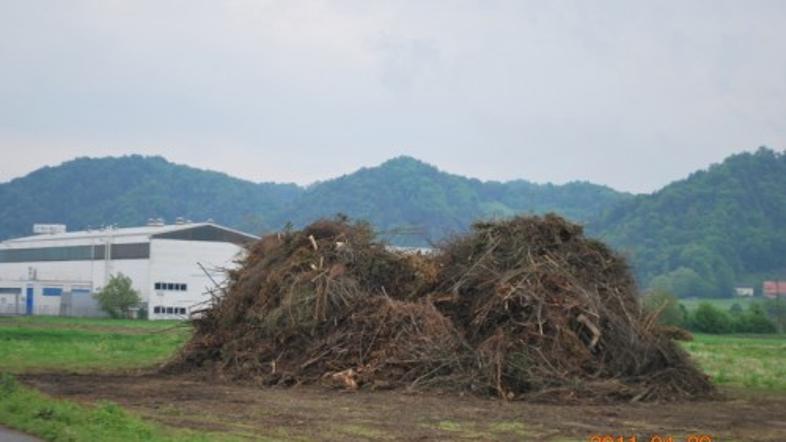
431, 214, 712, 401
168, 215, 713, 402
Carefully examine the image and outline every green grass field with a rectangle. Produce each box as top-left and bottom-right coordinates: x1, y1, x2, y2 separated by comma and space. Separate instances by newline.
0, 316, 189, 373
0, 374, 239, 442
0, 317, 203, 441
682, 333, 786, 391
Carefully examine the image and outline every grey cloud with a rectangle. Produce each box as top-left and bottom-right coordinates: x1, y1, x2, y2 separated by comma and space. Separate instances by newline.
0, 0, 785, 192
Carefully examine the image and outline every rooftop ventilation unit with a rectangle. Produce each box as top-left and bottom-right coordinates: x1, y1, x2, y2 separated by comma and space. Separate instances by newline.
33, 224, 67, 235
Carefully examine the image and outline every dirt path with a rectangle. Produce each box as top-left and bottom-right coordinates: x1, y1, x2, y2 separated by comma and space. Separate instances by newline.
21, 373, 786, 441
0, 426, 42, 442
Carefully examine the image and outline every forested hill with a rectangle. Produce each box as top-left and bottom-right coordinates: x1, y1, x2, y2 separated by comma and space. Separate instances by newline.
0, 155, 628, 244
277, 156, 627, 244
0, 156, 303, 239
590, 147, 786, 297
3, 149, 786, 297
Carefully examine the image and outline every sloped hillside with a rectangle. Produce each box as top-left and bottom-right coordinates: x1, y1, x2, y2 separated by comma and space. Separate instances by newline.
591, 147, 786, 296
276, 156, 629, 245
0, 155, 302, 238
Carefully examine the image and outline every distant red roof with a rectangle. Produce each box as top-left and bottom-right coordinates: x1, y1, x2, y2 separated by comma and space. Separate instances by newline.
763, 281, 786, 297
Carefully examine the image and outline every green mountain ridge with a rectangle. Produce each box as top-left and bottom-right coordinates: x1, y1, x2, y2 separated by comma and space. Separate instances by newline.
590, 147, 786, 297
2, 148, 784, 297
277, 156, 628, 244
0, 155, 629, 244
0, 156, 302, 239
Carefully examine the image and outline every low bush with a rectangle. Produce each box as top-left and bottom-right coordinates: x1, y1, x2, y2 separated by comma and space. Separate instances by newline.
734, 303, 777, 334
690, 303, 734, 334
682, 301, 778, 334
642, 291, 686, 327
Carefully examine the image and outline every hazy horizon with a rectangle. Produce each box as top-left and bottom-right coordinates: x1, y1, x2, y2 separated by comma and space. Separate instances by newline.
2, 1, 785, 193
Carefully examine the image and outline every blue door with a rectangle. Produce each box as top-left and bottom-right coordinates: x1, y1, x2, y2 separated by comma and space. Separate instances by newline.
26, 287, 33, 315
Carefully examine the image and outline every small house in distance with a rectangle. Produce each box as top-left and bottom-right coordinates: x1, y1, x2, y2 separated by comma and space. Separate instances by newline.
734, 286, 754, 297
0, 221, 257, 319
763, 281, 786, 299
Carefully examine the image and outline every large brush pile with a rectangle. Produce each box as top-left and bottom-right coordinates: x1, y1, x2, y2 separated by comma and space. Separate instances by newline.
169, 215, 713, 402
171, 219, 465, 390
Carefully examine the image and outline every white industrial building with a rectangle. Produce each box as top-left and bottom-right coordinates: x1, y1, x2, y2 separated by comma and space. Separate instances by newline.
0, 221, 257, 319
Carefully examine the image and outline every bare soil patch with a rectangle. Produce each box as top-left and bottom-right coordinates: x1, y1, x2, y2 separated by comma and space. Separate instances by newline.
21, 373, 786, 441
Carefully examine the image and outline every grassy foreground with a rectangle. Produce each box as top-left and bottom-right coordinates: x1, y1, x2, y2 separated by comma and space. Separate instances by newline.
0, 317, 198, 441
1, 316, 785, 441
0, 374, 238, 442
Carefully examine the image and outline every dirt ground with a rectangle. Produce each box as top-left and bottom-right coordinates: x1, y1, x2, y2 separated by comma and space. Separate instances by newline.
21, 373, 786, 441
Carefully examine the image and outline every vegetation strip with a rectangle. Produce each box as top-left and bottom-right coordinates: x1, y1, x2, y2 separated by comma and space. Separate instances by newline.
1, 316, 785, 440
0, 317, 188, 374
0, 374, 237, 442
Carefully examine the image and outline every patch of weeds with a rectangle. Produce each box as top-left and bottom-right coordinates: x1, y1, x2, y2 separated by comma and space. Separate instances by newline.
431, 420, 488, 439
0, 382, 226, 441
337, 424, 391, 439
436, 420, 463, 432
34, 406, 57, 420
489, 421, 530, 436
158, 404, 184, 417
0, 373, 17, 395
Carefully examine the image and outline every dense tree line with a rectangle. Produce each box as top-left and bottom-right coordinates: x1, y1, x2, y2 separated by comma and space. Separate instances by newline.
275, 157, 627, 245
1, 149, 785, 298
0, 155, 627, 246
0, 155, 301, 239
643, 291, 784, 334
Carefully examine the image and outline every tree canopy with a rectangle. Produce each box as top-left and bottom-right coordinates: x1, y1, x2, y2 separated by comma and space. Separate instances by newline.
3, 148, 786, 297
591, 147, 786, 297
0, 155, 628, 246
94, 273, 141, 319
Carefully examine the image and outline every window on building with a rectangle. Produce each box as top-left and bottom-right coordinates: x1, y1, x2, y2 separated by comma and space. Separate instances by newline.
154, 282, 187, 292
0, 243, 150, 263
109, 243, 150, 260
154, 306, 188, 315
42, 287, 63, 296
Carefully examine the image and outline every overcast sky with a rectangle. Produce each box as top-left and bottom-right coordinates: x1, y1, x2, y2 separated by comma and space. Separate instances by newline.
1, 1, 785, 193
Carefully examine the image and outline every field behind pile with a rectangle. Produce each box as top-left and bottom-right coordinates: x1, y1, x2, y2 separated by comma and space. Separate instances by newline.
1, 317, 786, 441
0, 316, 188, 373
681, 333, 786, 390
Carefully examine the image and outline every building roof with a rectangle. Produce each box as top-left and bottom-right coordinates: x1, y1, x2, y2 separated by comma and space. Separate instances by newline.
2, 223, 259, 246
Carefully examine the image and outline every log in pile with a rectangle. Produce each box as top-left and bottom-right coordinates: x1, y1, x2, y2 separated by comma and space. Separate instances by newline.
168, 215, 713, 402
